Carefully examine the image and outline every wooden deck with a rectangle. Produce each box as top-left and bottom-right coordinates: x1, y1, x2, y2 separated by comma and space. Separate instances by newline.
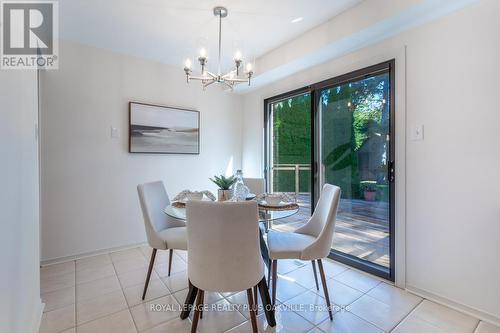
272, 194, 390, 268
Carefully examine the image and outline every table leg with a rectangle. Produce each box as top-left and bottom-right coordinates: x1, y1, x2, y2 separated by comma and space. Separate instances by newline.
257, 277, 276, 327
259, 224, 270, 270
180, 280, 198, 320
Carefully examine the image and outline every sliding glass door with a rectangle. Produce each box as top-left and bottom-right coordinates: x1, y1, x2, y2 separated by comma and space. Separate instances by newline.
265, 61, 395, 280
316, 62, 394, 279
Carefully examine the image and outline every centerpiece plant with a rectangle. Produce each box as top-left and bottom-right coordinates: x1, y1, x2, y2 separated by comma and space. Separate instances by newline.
210, 175, 236, 201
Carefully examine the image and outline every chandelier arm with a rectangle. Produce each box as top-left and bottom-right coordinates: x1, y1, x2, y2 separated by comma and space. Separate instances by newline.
225, 78, 250, 83
203, 80, 217, 88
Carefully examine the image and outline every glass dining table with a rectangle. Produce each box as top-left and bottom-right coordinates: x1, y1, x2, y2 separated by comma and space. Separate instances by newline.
163, 201, 298, 327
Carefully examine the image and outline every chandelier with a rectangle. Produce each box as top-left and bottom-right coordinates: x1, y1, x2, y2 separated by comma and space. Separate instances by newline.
183, 6, 253, 90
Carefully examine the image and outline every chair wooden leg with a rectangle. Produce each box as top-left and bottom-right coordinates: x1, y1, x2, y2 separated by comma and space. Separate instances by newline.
317, 259, 333, 320
311, 260, 320, 291
247, 288, 258, 333
253, 285, 259, 315
257, 277, 276, 327
142, 248, 157, 300
191, 289, 204, 333
199, 290, 204, 319
168, 249, 173, 277
267, 259, 272, 287
271, 260, 277, 306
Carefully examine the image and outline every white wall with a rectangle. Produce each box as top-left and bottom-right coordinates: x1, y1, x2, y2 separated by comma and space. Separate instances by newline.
241, 0, 500, 322
0, 71, 41, 332
40, 41, 242, 261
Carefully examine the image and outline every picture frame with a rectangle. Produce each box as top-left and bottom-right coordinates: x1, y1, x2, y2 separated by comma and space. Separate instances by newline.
129, 102, 200, 154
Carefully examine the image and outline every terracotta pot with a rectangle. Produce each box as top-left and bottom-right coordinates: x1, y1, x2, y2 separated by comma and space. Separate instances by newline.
364, 191, 376, 201
218, 189, 233, 202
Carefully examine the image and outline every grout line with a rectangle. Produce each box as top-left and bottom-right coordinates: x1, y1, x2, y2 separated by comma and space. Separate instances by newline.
387, 298, 424, 332
109, 251, 140, 333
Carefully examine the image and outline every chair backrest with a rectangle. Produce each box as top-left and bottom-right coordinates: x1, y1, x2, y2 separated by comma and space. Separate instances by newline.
296, 184, 341, 259
137, 181, 185, 249
186, 201, 264, 292
243, 177, 265, 196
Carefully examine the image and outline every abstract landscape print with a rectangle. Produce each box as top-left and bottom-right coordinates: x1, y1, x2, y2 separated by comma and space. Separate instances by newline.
129, 102, 200, 154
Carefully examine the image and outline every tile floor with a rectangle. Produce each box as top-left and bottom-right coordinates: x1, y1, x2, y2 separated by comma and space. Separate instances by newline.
40, 246, 500, 333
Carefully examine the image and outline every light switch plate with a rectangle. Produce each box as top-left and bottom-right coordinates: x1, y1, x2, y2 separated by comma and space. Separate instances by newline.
411, 124, 424, 141
110, 126, 120, 139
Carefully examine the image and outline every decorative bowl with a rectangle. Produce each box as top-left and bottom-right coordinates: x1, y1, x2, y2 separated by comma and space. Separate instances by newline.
265, 194, 282, 206
187, 192, 204, 201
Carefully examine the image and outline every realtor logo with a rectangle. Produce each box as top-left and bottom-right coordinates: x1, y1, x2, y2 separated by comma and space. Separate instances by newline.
1, 1, 58, 69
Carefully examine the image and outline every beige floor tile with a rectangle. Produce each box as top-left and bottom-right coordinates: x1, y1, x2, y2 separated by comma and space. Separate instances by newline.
76, 309, 137, 333
284, 290, 332, 325
142, 317, 192, 333
410, 300, 479, 333
275, 259, 307, 275
113, 257, 148, 275
333, 269, 380, 293
274, 275, 309, 303
476, 321, 500, 333
174, 288, 224, 306
318, 310, 383, 333
130, 294, 181, 331
110, 248, 146, 263
123, 279, 170, 307
42, 286, 75, 312
307, 329, 323, 333
118, 266, 159, 289
76, 254, 112, 271
224, 290, 263, 319
366, 282, 422, 310
175, 250, 188, 261
161, 270, 189, 293
41, 261, 75, 280
285, 264, 322, 290
41, 271, 76, 293
320, 259, 350, 278
268, 305, 315, 333
76, 289, 128, 325
76, 275, 122, 303
155, 259, 187, 277
191, 298, 247, 333
313, 278, 363, 306
392, 315, 448, 333
39, 304, 75, 333
349, 294, 416, 331
59, 328, 76, 333
76, 263, 116, 285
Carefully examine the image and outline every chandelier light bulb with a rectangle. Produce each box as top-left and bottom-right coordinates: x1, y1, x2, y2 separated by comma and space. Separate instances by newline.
199, 48, 207, 58
234, 50, 242, 61
184, 58, 192, 69
246, 62, 253, 72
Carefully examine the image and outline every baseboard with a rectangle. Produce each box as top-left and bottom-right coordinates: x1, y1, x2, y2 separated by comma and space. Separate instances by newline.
31, 299, 44, 333
40, 242, 147, 266
406, 285, 500, 327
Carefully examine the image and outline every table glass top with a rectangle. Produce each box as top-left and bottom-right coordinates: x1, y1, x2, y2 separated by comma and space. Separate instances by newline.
164, 204, 298, 222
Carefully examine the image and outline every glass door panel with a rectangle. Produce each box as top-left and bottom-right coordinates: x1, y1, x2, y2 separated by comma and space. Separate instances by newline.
267, 92, 312, 231
318, 71, 393, 276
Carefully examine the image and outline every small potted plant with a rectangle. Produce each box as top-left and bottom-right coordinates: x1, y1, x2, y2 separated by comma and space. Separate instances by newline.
360, 181, 377, 201
210, 175, 236, 201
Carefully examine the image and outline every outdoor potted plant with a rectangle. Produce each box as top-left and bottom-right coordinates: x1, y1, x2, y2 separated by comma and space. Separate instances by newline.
210, 175, 236, 201
360, 181, 377, 201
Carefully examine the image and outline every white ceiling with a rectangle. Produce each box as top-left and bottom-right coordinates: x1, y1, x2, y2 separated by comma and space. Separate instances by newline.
59, 0, 362, 72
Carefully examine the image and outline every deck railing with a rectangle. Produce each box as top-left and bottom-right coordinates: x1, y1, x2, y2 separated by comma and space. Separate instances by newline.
272, 163, 311, 195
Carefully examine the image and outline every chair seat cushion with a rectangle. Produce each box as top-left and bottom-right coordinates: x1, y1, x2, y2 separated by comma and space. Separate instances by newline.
268, 231, 316, 260
158, 227, 187, 250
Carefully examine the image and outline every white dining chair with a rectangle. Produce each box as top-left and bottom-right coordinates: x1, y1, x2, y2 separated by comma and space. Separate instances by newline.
267, 184, 341, 320
137, 181, 187, 300
186, 200, 264, 333
243, 177, 265, 196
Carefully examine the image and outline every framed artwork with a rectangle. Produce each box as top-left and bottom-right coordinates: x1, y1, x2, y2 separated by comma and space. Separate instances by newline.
129, 102, 200, 154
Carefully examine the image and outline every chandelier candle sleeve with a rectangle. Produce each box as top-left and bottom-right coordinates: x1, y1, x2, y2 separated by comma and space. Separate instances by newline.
183, 6, 254, 90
